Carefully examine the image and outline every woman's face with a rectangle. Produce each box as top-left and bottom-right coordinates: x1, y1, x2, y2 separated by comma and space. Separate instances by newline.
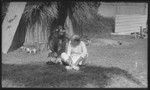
71, 39, 80, 47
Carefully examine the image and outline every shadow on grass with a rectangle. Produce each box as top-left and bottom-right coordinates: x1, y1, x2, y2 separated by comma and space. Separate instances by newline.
2, 64, 142, 88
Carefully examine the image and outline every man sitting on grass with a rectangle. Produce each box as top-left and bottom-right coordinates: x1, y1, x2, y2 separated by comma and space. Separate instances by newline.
61, 35, 88, 71
47, 26, 69, 64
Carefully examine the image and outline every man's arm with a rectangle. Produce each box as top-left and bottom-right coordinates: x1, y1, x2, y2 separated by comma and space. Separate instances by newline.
81, 41, 88, 58
67, 41, 71, 56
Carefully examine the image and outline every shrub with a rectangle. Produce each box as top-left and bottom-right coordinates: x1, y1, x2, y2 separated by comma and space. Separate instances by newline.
71, 2, 115, 38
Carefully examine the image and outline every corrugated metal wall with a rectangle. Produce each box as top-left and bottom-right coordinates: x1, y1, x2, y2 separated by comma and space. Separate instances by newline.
115, 15, 147, 34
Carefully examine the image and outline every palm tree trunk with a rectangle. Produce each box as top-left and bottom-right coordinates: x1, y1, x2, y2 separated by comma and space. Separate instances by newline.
2, 2, 26, 54
65, 14, 74, 38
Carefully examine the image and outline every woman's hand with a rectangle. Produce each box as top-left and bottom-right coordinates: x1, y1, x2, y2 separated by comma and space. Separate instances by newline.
74, 56, 84, 66
68, 56, 73, 65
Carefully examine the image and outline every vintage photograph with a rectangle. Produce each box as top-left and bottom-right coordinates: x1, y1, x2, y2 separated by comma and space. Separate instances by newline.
1, 1, 148, 88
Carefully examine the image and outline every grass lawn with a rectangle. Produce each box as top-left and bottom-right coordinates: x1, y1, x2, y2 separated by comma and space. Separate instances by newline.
2, 35, 147, 88
2, 63, 144, 88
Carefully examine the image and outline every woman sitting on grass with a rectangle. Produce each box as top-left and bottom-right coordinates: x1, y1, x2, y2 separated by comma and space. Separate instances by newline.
61, 35, 88, 71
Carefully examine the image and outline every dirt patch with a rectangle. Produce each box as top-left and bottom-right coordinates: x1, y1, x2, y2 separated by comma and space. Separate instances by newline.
107, 76, 141, 88
2, 49, 50, 65
2, 79, 25, 88
91, 38, 131, 47
84, 83, 99, 88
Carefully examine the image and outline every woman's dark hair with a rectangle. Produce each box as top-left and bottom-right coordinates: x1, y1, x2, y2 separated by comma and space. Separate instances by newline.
74, 38, 80, 42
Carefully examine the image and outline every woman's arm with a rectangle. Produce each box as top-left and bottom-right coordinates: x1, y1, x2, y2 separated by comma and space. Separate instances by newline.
74, 41, 88, 66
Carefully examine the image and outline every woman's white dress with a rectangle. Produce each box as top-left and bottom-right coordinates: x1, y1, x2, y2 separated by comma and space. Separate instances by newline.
61, 41, 88, 64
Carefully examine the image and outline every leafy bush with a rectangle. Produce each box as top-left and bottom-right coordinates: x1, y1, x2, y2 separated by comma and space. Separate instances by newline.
71, 2, 115, 38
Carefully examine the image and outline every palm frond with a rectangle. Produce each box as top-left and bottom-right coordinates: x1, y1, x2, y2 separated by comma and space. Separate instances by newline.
70, 1, 114, 37
72, 1, 101, 23
22, 2, 58, 27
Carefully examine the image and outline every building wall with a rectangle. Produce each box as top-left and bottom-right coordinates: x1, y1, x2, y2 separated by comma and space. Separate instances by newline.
116, 5, 147, 15
98, 2, 148, 34
98, 2, 147, 17
115, 15, 147, 34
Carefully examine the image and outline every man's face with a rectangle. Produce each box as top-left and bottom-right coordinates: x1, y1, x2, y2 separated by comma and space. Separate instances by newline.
59, 29, 66, 36
59, 31, 64, 35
